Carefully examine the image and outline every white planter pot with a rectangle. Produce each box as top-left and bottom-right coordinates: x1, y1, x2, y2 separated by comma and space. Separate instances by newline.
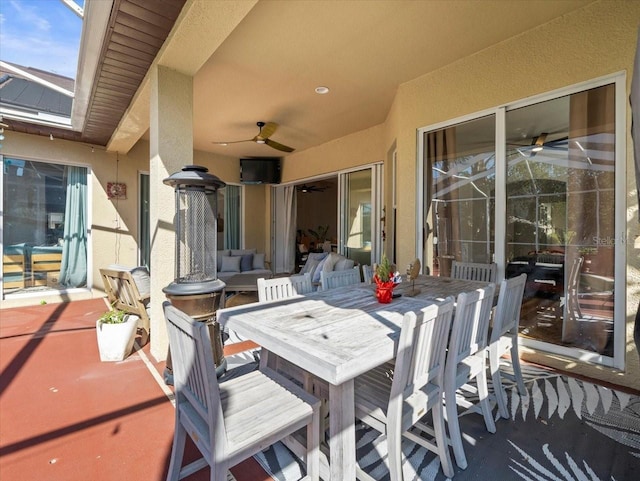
96, 315, 139, 362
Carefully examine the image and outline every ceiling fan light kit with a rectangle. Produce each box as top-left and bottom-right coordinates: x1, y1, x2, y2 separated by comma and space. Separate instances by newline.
531, 132, 548, 152
212, 121, 295, 153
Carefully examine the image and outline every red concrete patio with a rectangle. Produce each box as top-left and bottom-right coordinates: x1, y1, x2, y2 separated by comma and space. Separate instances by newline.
0, 298, 269, 481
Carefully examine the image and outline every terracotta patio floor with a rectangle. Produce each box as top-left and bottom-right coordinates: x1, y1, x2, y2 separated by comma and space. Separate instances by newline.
0, 298, 270, 481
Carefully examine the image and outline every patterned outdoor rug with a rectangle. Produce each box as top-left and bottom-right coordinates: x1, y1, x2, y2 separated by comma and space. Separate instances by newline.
250, 362, 640, 481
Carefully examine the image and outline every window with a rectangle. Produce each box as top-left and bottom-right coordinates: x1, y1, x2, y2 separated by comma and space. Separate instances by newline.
505, 84, 616, 358
422, 115, 496, 276
2, 158, 88, 295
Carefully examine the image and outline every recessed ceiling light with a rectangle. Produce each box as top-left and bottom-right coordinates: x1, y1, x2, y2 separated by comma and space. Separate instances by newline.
315, 86, 329, 94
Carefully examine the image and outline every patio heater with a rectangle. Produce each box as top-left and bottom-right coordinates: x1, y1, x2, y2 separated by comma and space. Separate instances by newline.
162, 165, 227, 377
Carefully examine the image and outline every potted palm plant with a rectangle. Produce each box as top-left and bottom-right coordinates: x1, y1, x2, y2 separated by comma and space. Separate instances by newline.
95, 306, 139, 362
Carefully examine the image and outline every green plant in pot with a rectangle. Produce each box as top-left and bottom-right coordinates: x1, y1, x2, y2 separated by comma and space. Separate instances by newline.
96, 305, 139, 362
307, 225, 330, 251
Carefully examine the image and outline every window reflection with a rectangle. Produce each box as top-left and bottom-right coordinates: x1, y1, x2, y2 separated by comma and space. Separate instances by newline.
505, 84, 615, 356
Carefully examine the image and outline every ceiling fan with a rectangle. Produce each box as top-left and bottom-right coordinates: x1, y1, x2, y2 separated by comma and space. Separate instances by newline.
212, 121, 295, 153
507, 131, 569, 158
296, 183, 327, 193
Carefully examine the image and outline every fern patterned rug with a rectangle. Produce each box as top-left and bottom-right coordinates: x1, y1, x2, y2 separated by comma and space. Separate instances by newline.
253, 362, 640, 481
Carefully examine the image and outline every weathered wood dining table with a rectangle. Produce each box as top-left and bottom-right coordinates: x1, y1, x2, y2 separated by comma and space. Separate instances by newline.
216, 275, 493, 481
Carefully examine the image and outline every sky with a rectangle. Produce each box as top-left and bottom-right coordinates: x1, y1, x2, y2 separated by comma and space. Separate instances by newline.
0, 0, 84, 79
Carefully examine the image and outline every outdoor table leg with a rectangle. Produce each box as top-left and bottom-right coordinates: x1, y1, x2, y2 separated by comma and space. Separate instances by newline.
329, 380, 356, 480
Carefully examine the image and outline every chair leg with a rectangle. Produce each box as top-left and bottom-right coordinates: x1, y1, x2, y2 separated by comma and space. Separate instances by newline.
444, 388, 467, 470
306, 407, 320, 481
433, 398, 455, 478
212, 462, 229, 481
476, 364, 496, 434
167, 422, 187, 481
510, 338, 527, 395
387, 422, 403, 481
489, 347, 509, 419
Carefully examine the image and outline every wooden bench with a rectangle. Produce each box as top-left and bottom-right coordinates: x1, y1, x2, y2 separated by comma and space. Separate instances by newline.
31, 251, 62, 287
3, 254, 26, 289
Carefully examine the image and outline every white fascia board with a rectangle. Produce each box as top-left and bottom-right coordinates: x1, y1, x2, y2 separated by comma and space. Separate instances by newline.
0, 107, 73, 128
71, 0, 113, 131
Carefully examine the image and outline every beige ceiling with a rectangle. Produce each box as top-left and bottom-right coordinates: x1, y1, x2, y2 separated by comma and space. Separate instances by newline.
113, 0, 594, 158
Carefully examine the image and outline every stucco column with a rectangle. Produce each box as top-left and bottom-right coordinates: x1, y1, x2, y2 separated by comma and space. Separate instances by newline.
149, 65, 193, 361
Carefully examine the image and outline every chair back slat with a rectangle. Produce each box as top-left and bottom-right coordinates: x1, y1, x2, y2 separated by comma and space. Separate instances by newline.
451, 261, 497, 282
406, 299, 455, 392
163, 302, 224, 456
320, 267, 361, 291
257, 273, 313, 302
490, 273, 527, 343
450, 284, 496, 364
361, 264, 374, 284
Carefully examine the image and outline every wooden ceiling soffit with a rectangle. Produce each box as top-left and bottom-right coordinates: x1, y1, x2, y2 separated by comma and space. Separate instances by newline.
81, 0, 187, 146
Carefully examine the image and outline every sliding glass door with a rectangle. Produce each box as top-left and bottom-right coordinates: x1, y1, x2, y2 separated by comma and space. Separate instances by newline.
339, 165, 382, 267
418, 74, 624, 368
505, 84, 616, 358
2, 158, 88, 296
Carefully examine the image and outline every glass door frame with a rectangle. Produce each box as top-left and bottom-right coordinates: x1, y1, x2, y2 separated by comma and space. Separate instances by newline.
337, 163, 383, 267
416, 72, 626, 369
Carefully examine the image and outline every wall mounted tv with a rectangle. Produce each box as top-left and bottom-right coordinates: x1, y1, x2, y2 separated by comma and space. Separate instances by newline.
240, 157, 281, 184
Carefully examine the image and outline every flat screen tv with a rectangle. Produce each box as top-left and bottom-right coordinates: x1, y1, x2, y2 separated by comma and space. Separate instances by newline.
240, 157, 281, 184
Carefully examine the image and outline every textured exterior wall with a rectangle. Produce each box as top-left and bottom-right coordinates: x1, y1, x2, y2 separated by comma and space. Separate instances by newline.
390, 0, 640, 389
282, 0, 640, 389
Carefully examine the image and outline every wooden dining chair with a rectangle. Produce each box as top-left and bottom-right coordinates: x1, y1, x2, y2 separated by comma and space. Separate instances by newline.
163, 302, 320, 481
319, 267, 361, 291
256, 273, 325, 417
451, 261, 497, 282
488, 273, 528, 419
354, 299, 456, 480
564, 256, 612, 353
361, 264, 374, 284
443, 283, 497, 470
257, 273, 313, 302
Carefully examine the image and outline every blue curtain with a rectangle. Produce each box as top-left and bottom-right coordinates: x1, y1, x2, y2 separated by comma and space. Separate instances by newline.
224, 185, 241, 249
59, 166, 87, 287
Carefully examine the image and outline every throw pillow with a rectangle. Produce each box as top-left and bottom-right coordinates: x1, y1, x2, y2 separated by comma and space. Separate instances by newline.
253, 252, 266, 269
303, 258, 320, 279
130, 267, 151, 298
216, 250, 229, 271
301, 252, 328, 275
220, 255, 241, 273
312, 256, 330, 283
322, 252, 342, 273
239, 254, 254, 272
231, 248, 257, 256
335, 258, 355, 271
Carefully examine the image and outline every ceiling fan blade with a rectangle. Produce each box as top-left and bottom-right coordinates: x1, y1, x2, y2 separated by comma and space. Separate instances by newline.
265, 138, 295, 152
258, 121, 278, 140
212, 138, 253, 145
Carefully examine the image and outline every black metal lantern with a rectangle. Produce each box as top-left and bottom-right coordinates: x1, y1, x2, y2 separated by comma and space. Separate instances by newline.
163, 165, 227, 377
